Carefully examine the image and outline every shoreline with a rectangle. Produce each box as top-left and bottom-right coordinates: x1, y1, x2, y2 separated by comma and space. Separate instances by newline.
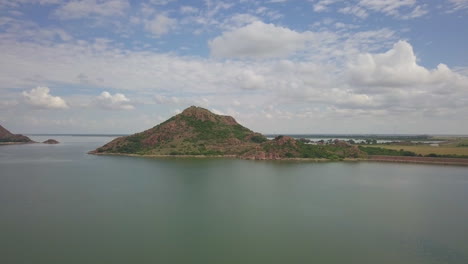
0, 142, 36, 145
88, 152, 468, 166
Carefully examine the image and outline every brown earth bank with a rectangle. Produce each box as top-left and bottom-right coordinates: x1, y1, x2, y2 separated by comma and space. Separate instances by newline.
368, 155, 468, 166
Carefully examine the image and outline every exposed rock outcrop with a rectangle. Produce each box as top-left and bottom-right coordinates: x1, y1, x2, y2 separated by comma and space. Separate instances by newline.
0, 125, 33, 143
43, 139, 59, 144
90, 106, 266, 156
90, 106, 366, 160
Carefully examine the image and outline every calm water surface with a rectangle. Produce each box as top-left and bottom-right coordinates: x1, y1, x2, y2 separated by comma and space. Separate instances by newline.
1, 136, 467, 264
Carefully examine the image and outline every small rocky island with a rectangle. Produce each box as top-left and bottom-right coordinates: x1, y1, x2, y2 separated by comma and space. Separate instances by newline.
0, 125, 34, 144
43, 139, 59, 144
90, 106, 365, 160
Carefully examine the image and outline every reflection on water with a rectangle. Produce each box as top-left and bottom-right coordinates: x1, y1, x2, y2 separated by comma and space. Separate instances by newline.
1, 136, 467, 264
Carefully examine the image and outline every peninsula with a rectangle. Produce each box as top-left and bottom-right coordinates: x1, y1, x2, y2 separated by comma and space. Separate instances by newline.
90, 106, 365, 160
0, 125, 34, 144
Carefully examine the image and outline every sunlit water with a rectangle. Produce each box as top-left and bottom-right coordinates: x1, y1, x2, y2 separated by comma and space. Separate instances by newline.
1, 136, 467, 264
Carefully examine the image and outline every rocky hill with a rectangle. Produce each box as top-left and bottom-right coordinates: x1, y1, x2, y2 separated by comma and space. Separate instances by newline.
0, 125, 33, 143
90, 106, 365, 160
90, 106, 266, 156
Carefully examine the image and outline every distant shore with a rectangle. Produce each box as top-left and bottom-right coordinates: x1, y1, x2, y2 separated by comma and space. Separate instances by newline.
366, 155, 468, 166
89, 152, 468, 166
0, 142, 36, 145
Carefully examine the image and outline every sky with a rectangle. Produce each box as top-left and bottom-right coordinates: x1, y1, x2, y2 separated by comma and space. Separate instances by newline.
0, 0, 468, 134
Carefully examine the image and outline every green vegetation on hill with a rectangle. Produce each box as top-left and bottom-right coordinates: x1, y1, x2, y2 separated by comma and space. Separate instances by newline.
93, 106, 267, 156
359, 146, 417, 156
91, 107, 366, 160
179, 115, 253, 142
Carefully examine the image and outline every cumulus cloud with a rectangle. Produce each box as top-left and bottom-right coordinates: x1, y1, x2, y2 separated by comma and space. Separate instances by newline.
94, 91, 134, 110
339, 41, 468, 118
54, 0, 129, 19
144, 14, 177, 37
209, 21, 313, 58
209, 21, 395, 60
2, 18, 467, 132
22, 87, 68, 109
348, 40, 466, 90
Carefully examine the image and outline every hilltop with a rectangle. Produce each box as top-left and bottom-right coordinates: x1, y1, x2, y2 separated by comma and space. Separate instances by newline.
0, 125, 33, 143
90, 106, 365, 160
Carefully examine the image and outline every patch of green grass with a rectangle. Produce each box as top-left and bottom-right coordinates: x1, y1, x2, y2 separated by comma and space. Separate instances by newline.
180, 115, 252, 142
115, 133, 146, 153
359, 146, 417, 156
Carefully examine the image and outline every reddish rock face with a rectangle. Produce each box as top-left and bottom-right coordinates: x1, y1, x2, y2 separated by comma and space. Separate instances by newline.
89, 106, 264, 155
181, 106, 239, 126
274, 136, 297, 146
333, 139, 351, 147
89, 106, 365, 160
243, 151, 283, 160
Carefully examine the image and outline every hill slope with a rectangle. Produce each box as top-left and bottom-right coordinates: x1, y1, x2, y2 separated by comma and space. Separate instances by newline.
90, 106, 266, 156
0, 125, 33, 143
90, 106, 366, 160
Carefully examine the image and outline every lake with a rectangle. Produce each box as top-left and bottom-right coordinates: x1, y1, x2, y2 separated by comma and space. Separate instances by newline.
1, 136, 467, 264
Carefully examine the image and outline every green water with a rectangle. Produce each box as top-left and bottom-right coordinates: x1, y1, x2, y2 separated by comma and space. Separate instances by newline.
1, 136, 467, 264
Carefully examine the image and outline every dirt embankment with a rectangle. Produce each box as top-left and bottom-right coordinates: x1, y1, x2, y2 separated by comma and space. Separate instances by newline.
368, 155, 468, 166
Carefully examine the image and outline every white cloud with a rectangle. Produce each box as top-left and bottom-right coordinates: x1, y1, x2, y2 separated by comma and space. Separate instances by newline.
339, 5, 369, 18
144, 14, 177, 37
94, 91, 134, 110
338, 0, 427, 19
22, 87, 68, 109
2, 17, 467, 133
54, 0, 129, 19
209, 21, 395, 60
180, 5, 199, 14
220, 13, 260, 30
0, 99, 19, 109
154, 94, 181, 104
348, 40, 466, 90
313, 0, 339, 12
149, 0, 175, 5
447, 0, 468, 12
236, 70, 266, 90
209, 21, 313, 58
0, 0, 61, 8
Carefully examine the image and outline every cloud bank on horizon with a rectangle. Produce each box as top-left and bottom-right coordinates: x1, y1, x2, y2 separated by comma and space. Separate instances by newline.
0, 0, 467, 134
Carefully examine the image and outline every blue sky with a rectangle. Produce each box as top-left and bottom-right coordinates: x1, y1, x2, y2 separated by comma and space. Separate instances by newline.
0, 0, 468, 134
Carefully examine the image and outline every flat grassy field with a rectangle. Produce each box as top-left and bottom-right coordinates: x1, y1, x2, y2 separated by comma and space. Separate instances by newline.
376, 145, 468, 156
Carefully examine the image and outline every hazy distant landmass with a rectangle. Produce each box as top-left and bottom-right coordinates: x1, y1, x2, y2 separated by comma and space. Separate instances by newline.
43, 139, 60, 144
0, 125, 34, 144
90, 106, 365, 160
